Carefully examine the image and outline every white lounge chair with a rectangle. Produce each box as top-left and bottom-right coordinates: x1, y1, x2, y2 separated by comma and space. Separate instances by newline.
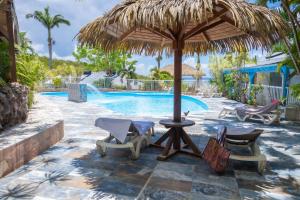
235, 100, 281, 125
95, 118, 154, 160
218, 104, 246, 118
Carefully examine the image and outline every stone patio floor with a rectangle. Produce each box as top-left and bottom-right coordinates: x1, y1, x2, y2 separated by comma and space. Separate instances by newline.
0, 94, 300, 200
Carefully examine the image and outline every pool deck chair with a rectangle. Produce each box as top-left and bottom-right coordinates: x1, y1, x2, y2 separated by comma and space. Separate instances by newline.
95, 118, 154, 160
223, 127, 266, 174
235, 100, 281, 125
218, 104, 246, 119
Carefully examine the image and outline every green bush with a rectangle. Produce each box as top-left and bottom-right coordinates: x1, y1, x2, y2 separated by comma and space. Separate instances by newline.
181, 83, 189, 92
17, 54, 47, 108
247, 85, 263, 106
93, 78, 112, 88
0, 40, 10, 83
291, 84, 300, 100
17, 54, 46, 90
224, 71, 248, 102
27, 90, 34, 108
53, 77, 63, 88
113, 85, 126, 90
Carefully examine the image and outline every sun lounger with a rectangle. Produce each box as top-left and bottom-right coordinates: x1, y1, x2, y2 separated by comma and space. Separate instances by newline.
95, 118, 154, 159
218, 126, 266, 174
235, 100, 281, 125
218, 104, 246, 118
197, 86, 222, 98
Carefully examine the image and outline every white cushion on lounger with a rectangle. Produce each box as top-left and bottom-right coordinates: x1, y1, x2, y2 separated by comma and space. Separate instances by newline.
95, 118, 132, 143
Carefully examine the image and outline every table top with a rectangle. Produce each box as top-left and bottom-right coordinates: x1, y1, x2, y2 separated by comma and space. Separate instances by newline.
159, 119, 195, 128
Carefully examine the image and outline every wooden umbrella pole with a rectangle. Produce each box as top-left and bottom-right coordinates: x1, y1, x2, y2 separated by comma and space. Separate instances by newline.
173, 39, 183, 122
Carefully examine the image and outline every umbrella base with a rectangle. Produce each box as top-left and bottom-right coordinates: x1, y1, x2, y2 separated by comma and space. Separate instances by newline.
151, 122, 202, 160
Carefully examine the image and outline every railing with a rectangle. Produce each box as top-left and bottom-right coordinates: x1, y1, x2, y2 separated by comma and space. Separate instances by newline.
39, 77, 300, 105
252, 84, 300, 105
39, 77, 212, 94
287, 89, 300, 105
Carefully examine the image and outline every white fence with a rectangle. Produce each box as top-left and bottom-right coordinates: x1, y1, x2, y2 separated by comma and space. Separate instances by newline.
39, 77, 300, 105
254, 84, 300, 105
40, 77, 212, 93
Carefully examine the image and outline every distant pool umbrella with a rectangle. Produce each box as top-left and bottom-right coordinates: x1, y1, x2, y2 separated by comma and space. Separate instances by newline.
77, 0, 287, 160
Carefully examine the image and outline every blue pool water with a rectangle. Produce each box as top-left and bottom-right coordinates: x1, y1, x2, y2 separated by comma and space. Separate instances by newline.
41, 91, 208, 116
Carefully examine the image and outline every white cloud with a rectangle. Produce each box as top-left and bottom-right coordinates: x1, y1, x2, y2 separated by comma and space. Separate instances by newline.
183, 57, 197, 68
135, 63, 154, 76
52, 52, 75, 61
200, 63, 211, 78
31, 42, 45, 53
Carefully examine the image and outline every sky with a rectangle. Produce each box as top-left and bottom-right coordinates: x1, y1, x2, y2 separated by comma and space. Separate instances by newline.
14, 0, 267, 77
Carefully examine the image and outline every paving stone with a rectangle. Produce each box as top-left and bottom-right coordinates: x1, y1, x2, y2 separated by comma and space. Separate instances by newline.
152, 162, 194, 182
147, 176, 192, 192
1, 95, 300, 199
139, 186, 191, 200
35, 185, 92, 200
92, 177, 142, 197
191, 182, 240, 200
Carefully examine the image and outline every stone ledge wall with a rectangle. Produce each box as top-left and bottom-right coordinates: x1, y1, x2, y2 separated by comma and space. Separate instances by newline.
0, 83, 29, 130
0, 120, 64, 178
0, 94, 64, 178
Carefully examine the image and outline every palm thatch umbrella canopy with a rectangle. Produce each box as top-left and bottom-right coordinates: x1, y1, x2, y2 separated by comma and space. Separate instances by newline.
78, 0, 287, 123
162, 64, 198, 77
78, 0, 287, 160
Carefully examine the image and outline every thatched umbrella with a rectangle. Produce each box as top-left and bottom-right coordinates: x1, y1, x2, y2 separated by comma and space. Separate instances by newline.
78, 0, 287, 160
161, 64, 198, 77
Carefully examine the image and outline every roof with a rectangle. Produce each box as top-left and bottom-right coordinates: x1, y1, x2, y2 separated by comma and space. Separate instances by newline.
223, 64, 291, 75
77, 0, 288, 55
161, 64, 197, 76
0, 0, 19, 41
223, 52, 289, 73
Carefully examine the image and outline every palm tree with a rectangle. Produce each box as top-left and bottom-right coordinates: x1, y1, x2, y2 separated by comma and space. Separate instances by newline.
17, 32, 34, 54
195, 53, 205, 88
119, 61, 137, 80
155, 52, 162, 70
256, 0, 300, 77
26, 7, 70, 68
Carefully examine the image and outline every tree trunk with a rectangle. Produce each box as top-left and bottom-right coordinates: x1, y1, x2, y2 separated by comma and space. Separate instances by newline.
6, 1, 17, 82
48, 29, 53, 68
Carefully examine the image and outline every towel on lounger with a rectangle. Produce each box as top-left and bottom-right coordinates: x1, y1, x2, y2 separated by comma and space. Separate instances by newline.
95, 118, 154, 143
95, 118, 132, 143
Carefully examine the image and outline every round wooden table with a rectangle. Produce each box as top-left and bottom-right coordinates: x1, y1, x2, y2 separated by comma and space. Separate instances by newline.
151, 119, 202, 161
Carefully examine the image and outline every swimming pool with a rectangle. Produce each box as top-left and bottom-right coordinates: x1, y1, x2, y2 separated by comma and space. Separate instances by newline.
41, 91, 208, 116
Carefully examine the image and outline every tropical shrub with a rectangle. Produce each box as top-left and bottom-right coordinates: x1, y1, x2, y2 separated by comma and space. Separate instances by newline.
93, 78, 112, 88
52, 77, 63, 88
248, 85, 263, 106
291, 84, 300, 100
17, 54, 46, 89
224, 71, 248, 102
181, 83, 189, 92
113, 85, 126, 90
0, 40, 10, 83
16, 54, 47, 107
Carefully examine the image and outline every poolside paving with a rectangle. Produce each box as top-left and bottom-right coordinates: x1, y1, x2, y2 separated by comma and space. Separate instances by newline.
0, 94, 300, 199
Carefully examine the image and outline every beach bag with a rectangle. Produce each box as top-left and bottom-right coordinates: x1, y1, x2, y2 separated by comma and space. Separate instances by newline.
202, 126, 230, 174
